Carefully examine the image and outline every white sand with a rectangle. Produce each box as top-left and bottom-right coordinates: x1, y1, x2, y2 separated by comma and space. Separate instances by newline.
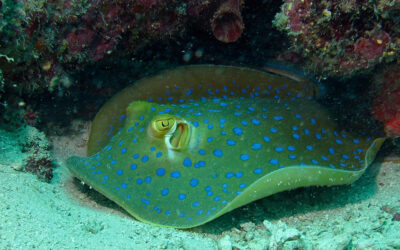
1, 124, 399, 249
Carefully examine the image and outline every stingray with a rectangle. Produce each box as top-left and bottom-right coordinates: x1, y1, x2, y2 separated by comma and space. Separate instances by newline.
67, 65, 386, 228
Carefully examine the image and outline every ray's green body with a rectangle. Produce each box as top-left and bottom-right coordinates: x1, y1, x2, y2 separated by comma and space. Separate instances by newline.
67, 65, 385, 228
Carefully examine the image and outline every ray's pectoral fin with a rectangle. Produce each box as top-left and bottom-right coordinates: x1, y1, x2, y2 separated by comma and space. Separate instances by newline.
148, 113, 191, 151
365, 137, 388, 166
66, 155, 93, 186
68, 101, 157, 180
66, 156, 83, 174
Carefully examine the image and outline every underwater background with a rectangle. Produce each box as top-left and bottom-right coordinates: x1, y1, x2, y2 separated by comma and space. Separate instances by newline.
1, 0, 400, 249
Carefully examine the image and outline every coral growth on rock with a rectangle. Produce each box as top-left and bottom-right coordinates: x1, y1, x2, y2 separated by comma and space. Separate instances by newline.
0, 125, 54, 182
273, 0, 400, 76
0, 0, 246, 98
21, 126, 53, 182
25, 156, 53, 182
1, 0, 188, 95
0, 0, 249, 126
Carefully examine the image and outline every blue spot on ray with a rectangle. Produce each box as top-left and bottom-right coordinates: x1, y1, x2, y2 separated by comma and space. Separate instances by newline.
141, 155, 149, 162
183, 157, 192, 167
178, 194, 186, 200
161, 188, 169, 196
253, 168, 262, 174
190, 178, 199, 187
145, 177, 151, 183
240, 154, 250, 161
235, 172, 243, 178
270, 159, 279, 165
293, 133, 300, 139
213, 149, 223, 157
227, 139, 236, 146
251, 118, 261, 125
233, 127, 243, 135
156, 168, 165, 176
171, 171, 181, 178
226, 172, 234, 178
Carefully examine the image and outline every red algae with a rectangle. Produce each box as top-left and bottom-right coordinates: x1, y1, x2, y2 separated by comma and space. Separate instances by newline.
371, 64, 400, 138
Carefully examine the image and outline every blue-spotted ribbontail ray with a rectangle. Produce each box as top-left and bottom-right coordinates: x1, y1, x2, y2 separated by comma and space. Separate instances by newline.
67, 65, 386, 228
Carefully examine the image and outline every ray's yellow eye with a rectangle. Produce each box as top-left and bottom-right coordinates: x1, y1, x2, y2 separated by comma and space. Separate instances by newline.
148, 114, 191, 151
150, 115, 176, 137
155, 120, 169, 130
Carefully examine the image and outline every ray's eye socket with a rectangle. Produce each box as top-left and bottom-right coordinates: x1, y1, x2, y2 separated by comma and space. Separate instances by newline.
150, 115, 176, 137
148, 114, 191, 150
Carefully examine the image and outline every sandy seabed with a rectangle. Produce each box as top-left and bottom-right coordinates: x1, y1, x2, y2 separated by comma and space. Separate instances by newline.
0, 123, 399, 249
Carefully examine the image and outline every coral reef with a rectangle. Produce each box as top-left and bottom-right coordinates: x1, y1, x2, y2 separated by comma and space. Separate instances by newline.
371, 64, 400, 137
273, 0, 400, 76
25, 156, 53, 182
0, 0, 246, 97
0, 0, 188, 95
0, 0, 250, 128
21, 126, 53, 182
